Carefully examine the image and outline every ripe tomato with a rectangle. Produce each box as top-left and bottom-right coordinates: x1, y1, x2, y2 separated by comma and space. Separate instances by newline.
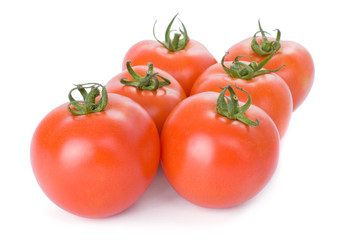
122, 14, 217, 95
191, 53, 292, 138
161, 85, 279, 208
106, 61, 186, 132
225, 21, 314, 111
31, 84, 160, 218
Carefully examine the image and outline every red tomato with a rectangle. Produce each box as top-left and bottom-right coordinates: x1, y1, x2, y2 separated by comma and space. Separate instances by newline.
31, 84, 160, 218
122, 14, 217, 95
106, 62, 186, 132
191, 56, 292, 138
225, 23, 314, 111
161, 86, 279, 208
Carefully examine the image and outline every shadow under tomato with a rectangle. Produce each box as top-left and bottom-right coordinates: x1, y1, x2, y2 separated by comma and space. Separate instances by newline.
106, 165, 182, 218
101, 155, 281, 223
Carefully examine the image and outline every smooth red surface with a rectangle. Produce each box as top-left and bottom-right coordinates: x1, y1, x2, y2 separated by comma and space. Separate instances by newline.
31, 94, 160, 218
161, 92, 280, 208
106, 65, 186, 133
190, 61, 292, 138
122, 39, 217, 95
225, 37, 315, 111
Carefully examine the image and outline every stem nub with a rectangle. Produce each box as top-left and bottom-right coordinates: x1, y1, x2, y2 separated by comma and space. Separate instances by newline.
153, 13, 189, 52
251, 20, 281, 56
67, 83, 108, 115
216, 85, 259, 126
221, 51, 285, 80
120, 61, 171, 91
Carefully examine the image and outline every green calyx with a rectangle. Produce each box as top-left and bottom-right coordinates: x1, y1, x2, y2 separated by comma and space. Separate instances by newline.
251, 20, 281, 56
120, 61, 171, 91
221, 51, 284, 80
216, 85, 259, 126
67, 83, 108, 115
153, 13, 189, 52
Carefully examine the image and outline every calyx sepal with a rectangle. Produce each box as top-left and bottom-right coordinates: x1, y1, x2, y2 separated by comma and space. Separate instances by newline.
120, 61, 171, 91
216, 84, 259, 126
251, 20, 281, 56
221, 51, 284, 80
67, 83, 108, 115
153, 13, 189, 52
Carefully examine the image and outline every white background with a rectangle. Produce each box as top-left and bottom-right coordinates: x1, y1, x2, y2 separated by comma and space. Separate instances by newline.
1, 0, 359, 239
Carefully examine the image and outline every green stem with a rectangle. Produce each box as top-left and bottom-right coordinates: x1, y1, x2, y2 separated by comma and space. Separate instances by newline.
153, 13, 189, 52
120, 61, 171, 91
251, 20, 281, 56
221, 51, 285, 80
67, 83, 108, 115
216, 85, 259, 126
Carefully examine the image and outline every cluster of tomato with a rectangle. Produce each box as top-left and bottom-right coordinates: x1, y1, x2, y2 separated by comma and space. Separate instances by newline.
31, 14, 314, 218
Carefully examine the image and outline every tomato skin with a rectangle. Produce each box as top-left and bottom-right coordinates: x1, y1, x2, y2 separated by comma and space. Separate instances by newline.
225, 37, 314, 111
190, 61, 292, 138
161, 92, 279, 208
31, 94, 160, 218
106, 65, 186, 132
122, 40, 217, 95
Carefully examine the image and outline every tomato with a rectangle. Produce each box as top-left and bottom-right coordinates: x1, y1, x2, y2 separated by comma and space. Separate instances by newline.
122, 14, 217, 95
106, 61, 186, 132
31, 83, 160, 218
161, 85, 279, 208
191, 53, 292, 138
224, 21, 314, 111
